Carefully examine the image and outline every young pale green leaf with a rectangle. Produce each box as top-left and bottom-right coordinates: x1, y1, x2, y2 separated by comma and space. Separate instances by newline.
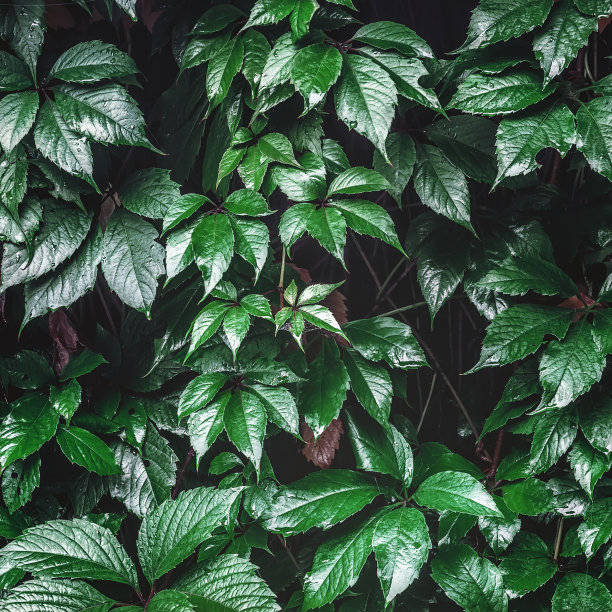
448, 70, 555, 116
533, 0, 596, 84
343, 317, 428, 369
552, 573, 612, 612
188, 393, 230, 465
2, 454, 40, 514
414, 471, 503, 517
576, 96, 612, 181
373, 132, 416, 203
8, 0, 46, 80
174, 554, 280, 612
187, 301, 230, 357
303, 510, 384, 610
118, 168, 181, 220
0, 50, 32, 92
33, 101, 95, 187
469, 305, 573, 372
230, 216, 269, 279
243, 0, 294, 29
290, 43, 342, 112
373, 507, 432, 602
192, 213, 234, 297
334, 54, 397, 161
569, 438, 610, 497
1, 518, 138, 586
502, 478, 553, 515
258, 132, 300, 166
299, 339, 349, 438
538, 322, 605, 410
0, 395, 58, 469
0, 91, 38, 153
413, 144, 473, 233
353, 21, 433, 58
222, 306, 250, 359
495, 103, 576, 186
262, 469, 382, 535
206, 36, 244, 110
577, 498, 612, 558
529, 406, 578, 473
457, 0, 553, 51
48, 40, 138, 83
137, 486, 242, 582
2, 579, 115, 612
248, 384, 300, 437
56, 425, 120, 476
102, 209, 165, 315
178, 373, 228, 420
306, 206, 346, 265
431, 544, 507, 612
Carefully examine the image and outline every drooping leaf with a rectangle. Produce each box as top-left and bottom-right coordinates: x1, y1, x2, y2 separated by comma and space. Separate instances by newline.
577, 498, 612, 558
568, 437, 610, 497
0, 50, 32, 92
576, 95, 612, 181
306, 206, 346, 265
188, 393, 231, 465
0, 90, 38, 153
353, 21, 433, 58
373, 132, 416, 203
206, 36, 245, 110
229, 216, 269, 279
2, 454, 41, 513
56, 425, 121, 476
8, 0, 46, 80
529, 406, 578, 473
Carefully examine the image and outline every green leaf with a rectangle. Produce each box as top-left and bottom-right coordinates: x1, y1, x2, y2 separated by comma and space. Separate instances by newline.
299, 339, 349, 438
290, 43, 343, 112
2, 454, 40, 513
334, 54, 397, 161
206, 36, 244, 110
187, 301, 230, 357
306, 206, 346, 265
0, 148, 28, 217
102, 209, 165, 315
458, 0, 553, 51
258, 132, 300, 167
163, 194, 209, 235
529, 406, 578, 473
191, 5, 245, 35
262, 469, 382, 535
9, 0, 46, 80
137, 486, 242, 582
353, 21, 433, 58
0, 50, 32, 92
2, 518, 138, 586
568, 438, 610, 497
56, 425, 121, 476
178, 373, 228, 420
229, 216, 269, 279
534, 0, 596, 84
174, 554, 280, 612
59, 349, 107, 381
475, 256, 577, 297
494, 103, 576, 186
1, 200, 91, 292
241, 294, 272, 320
259, 33, 298, 90
502, 478, 553, 515
413, 144, 473, 232
414, 471, 503, 517
431, 544, 507, 612
579, 393, 612, 453
538, 322, 605, 410
242, 30, 270, 91
188, 393, 230, 464
469, 305, 573, 372
222, 306, 250, 358
373, 132, 416, 204
217, 147, 247, 185
273, 152, 327, 201
23, 225, 102, 327
249, 384, 300, 437
48, 40, 138, 83
578, 498, 612, 558
574, 0, 612, 17
345, 408, 413, 484
373, 507, 432, 602
343, 317, 428, 369
0, 394, 58, 469
552, 573, 612, 612
2, 578, 115, 612
192, 213, 234, 297
118, 168, 180, 220
300, 304, 345, 336
576, 96, 612, 181
343, 348, 393, 427
303, 511, 384, 610
114, 0, 137, 20
327, 167, 390, 197
33, 101, 95, 187
148, 590, 193, 612
448, 70, 555, 116
477, 498, 520, 554
0, 91, 38, 153
290, 0, 318, 41
243, 0, 294, 29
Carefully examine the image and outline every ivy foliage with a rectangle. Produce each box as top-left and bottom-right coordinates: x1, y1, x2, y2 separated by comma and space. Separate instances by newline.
0, 0, 612, 609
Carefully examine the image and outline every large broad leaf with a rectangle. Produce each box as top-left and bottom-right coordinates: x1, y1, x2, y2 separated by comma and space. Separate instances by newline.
414, 471, 503, 517
174, 554, 280, 612
568, 438, 610, 497
458, 0, 553, 50
538, 322, 606, 410
137, 486, 242, 582
373, 132, 416, 203
353, 21, 433, 57
303, 510, 385, 610
102, 209, 165, 315
576, 96, 612, 181
448, 70, 555, 116
262, 470, 382, 535
0, 50, 32, 92
579, 393, 612, 454
372, 507, 432, 602
529, 406, 578, 473
48, 40, 138, 83
56, 425, 120, 476
533, 0, 596, 84
248, 384, 299, 438
1, 200, 91, 291
207, 36, 244, 110
118, 168, 180, 220
0, 90, 38, 153
577, 498, 612, 558
469, 305, 573, 372
291, 43, 343, 112
494, 103, 576, 186
2, 578, 115, 612
33, 101, 95, 187
478, 498, 521, 555
0, 394, 58, 469
343, 317, 427, 369
334, 54, 397, 161
552, 573, 612, 611
8, 0, 46, 80
1, 518, 138, 587
413, 144, 473, 232
299, 339, 349, 438
574, 0, 612, 17
431, 544, 507, 612
502, 478, 554, 515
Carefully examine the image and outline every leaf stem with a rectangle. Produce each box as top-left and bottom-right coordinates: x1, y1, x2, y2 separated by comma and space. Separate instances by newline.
378, 301, 428, 317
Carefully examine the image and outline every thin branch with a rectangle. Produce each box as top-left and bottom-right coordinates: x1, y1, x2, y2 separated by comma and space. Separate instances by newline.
276, 534, 304, 577
171, 448, 195, 500
351, 234, 381, 291
416, 373, 437, 434
553, 517, 564, 562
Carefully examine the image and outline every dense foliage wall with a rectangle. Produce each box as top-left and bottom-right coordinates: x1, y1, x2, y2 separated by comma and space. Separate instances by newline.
1, 0, 612, 609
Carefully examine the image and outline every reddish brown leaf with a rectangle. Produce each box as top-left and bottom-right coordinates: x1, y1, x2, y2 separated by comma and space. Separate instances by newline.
49, 310, 80, 375
301, 418, 343, 469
